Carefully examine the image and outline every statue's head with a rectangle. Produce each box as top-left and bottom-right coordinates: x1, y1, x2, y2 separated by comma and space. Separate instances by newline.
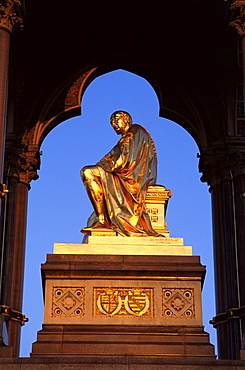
110, 111, 132, 135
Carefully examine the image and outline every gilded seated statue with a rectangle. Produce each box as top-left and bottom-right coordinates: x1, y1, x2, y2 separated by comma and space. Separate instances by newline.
81, 111, 162, 237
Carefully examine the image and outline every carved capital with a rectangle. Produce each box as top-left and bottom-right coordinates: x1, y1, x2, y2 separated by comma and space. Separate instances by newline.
230, 1, 245, 37
0, 0, 23, 33
5, 129, 40, 187
199, 142, 245, 187
18, 145, 40, 185
18, 127, 40, 185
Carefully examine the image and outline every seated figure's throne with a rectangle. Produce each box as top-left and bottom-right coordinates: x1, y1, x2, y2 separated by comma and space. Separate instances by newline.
145, 185, 172, 236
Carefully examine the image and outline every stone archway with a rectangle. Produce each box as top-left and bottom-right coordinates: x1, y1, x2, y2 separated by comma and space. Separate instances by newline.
2, 63, 209, 354
3, 53, 245, 360
21, 68, 215, 357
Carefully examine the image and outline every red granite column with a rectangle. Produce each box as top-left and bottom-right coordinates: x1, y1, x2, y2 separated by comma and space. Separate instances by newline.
0, 29, 10, 186
233, 174, 245, 352
1, 143, 39, 357
210, 180, 241, 359
2, 176, 29, 357
0, 0, 23, 194
0, 3, 18, 356
200, 147, 245, 360
229, 3, 245, 358
7, 181, 28, 356
0, 26, 11, 356
230, 1, 245, 105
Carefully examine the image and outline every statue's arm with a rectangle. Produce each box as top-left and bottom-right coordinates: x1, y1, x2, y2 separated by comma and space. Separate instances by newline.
96, 145, 119, 171
111, 132, 134, 171
97, 132, 134, 172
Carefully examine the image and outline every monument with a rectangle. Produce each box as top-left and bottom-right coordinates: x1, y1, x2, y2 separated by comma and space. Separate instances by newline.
30, 112, 215, 359
81, 111, 160, 237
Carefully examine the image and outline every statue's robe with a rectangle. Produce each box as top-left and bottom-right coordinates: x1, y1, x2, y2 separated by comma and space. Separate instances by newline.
91, 124, 159, 236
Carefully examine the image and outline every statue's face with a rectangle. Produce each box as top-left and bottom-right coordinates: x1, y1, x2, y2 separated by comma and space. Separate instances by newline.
110, 113, 129, 135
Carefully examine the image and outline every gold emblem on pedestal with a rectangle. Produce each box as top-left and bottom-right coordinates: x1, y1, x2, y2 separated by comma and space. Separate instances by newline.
124, 289, 150, 316
97, 289, 122, 316
52, 287, 85, 317
162, 288, 195, 319
94, 287, 153, 318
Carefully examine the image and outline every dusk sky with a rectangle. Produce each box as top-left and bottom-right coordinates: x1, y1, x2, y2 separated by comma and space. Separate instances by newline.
20, 69, 216, 356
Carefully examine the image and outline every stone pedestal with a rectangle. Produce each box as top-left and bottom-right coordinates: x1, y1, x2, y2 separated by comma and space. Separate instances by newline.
31, 252, 215, 358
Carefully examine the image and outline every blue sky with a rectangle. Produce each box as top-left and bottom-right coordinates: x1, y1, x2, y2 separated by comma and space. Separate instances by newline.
20, 69, 216, 356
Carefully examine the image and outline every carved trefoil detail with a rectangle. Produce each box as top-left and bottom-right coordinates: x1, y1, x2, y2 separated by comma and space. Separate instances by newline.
162, 288, 195, 319
52, 287, 85, 317
93, 287, 153, 318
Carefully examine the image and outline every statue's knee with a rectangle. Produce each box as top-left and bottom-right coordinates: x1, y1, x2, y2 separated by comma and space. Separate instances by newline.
80, 166, 98, 182
81, 166, 90, 182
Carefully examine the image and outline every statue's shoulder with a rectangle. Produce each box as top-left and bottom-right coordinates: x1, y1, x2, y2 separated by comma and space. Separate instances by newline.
129, 124, 146, 134
129, 124, 150, 138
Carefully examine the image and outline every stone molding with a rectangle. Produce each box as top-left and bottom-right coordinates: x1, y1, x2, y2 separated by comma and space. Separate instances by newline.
0, 0, 23, 33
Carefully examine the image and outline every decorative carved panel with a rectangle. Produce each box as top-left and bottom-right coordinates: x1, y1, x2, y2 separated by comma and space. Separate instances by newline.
93, 287, 153, 318
162, 288, 195, 319
52, 287, 85, 317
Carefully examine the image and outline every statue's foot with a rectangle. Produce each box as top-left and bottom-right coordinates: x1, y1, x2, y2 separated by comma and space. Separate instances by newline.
80, 221, 110, 235
90, 221, 109, 229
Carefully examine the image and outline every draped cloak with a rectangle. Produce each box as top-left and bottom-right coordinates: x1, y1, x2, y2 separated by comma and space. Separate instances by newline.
88, 124, 159, 237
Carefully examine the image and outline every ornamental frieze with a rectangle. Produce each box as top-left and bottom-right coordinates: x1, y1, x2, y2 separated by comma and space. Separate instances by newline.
93, 287, 153, 318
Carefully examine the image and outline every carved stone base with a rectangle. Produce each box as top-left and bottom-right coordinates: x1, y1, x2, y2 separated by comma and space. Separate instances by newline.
31, 254, 215, 358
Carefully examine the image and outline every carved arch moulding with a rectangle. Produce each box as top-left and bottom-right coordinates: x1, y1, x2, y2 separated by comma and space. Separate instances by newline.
10, 68, 98, 186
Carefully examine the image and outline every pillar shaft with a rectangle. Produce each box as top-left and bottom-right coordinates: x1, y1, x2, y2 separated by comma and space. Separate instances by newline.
1, 177, 29, 357
200, 141, 245, 360
0, 22, 12, 358
233, 175, 245, 346
211, 180, 242, 359
0, 29, 10, 184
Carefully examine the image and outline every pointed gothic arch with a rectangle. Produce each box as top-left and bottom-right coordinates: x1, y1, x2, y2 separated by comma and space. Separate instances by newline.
21, 61, 211, 173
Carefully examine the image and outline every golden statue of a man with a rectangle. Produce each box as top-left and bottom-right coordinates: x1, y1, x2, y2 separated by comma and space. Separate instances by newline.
81, 111, 160, 237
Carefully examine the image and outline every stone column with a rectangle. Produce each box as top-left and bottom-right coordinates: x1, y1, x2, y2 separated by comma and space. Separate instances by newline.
3, 177, 28, 356
0, 0, 24, 356
1, 141, 39, 357
0, 29, 10, 187
0, 0, 23, 190
200, 145, 245, 360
